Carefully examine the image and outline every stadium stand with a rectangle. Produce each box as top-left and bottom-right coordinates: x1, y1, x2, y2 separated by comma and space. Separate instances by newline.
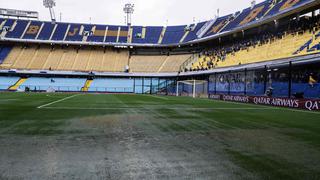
158, 54, 192, 72
81, 79, 93, 92
0, 0, 318, 101
222, 1, 271, 31
88, 78, 134, 93
0, 0, 315, 45
129, 55, 168, 73
204, 14, 235, 38
189, 14, 320, 71
0, 46, 130, 72
129, 54, 191, 73
0, 45, 12, 64
161, 25, 186, 44
23, 21, 43, 40
0, 76, 20, 90
5, 20, 29, 39
182, 22, 206, 42
0, 43, 192, 73
37, 22, 55, 40
19, 77, 87, 92
8, 77, 27, 91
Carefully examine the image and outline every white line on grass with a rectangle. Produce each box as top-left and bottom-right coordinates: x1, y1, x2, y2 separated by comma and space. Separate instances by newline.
37, 94, 82, 109
39, 107, 274, 110
207, 99, 320, 115
281, 108, 320, 115
0, 99, 19, 102
143, 95, 169, 100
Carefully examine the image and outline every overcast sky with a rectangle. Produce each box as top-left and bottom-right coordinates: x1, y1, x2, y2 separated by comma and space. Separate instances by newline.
1, 0, 264, 26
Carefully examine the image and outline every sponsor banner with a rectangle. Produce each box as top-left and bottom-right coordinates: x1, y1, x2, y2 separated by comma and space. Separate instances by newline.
209, 94, 320, 111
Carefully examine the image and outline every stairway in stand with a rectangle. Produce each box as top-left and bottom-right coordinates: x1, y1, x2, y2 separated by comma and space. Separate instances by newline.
8, 78, 27, 91
81, 79, 93, 92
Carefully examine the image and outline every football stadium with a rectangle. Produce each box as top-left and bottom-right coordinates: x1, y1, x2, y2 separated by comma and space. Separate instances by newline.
0, 0, 320, 179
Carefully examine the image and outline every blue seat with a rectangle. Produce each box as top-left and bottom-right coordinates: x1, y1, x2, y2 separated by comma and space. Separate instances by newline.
161, 25, 186, 44
37, 22, 55, 40
0, 45, 12, 64
183, 22, 206, 42
51, 23, 69, 41
23, 21, 43, 40
5, 20, 29, 39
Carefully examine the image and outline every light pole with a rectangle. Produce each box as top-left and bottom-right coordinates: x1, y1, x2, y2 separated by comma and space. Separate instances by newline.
43, 0, 56, 22
123, 3, 134, 26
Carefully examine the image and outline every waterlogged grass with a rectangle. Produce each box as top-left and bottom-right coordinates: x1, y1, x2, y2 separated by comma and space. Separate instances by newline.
0, 92, 320, 178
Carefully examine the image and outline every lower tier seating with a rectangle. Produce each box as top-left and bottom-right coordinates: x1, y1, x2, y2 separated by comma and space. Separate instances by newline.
129, 54, 191, 73
0, 46, 130, 73
190, 15, 320, 71
192, 30, 320, 70
0, 45, 190, 73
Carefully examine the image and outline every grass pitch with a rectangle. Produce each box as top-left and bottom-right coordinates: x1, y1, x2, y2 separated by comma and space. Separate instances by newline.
0, 92, 320, 179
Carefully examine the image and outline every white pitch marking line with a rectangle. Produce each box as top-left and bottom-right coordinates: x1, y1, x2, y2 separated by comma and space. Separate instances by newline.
281, 108, 320, 115
39, 107, 274, 110
0, 99, 19, 102
143, 95, 169, 100
37, 94, 82, 109
206, 99, 320, 115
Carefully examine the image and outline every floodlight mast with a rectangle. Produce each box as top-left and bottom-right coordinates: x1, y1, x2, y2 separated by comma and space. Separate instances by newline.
43, 0, 56, 22
123, 3, 134, 26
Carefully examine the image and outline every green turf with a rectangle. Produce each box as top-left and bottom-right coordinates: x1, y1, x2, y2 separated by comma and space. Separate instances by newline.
0, 92, 320, 179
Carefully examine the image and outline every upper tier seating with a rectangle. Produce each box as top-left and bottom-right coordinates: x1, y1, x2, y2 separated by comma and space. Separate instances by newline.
0, 0, 313, 45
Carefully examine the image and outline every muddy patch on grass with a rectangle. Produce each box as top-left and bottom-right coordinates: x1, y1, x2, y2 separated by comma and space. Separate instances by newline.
64, 113, 153, 136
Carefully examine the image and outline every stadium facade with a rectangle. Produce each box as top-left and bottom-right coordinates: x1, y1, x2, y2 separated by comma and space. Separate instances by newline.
0, 0, 320, 111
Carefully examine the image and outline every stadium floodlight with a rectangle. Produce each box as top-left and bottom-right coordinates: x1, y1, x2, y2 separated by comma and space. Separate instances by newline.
43, 0, 56, 22
123, 3, 134, 26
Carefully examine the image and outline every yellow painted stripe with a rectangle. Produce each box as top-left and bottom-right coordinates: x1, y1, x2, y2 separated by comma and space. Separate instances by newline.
82, 80, 93, 92
9, 78, 27, 91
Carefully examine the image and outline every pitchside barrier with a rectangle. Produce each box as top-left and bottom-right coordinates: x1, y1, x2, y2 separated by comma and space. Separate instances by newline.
209, 94, 320, 111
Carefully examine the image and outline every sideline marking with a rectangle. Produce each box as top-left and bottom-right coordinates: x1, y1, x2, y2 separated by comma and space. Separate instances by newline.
37, 94, 81, 109
39, 107, 274, 110
207, 99, 320, 115
281, 108, 320, 115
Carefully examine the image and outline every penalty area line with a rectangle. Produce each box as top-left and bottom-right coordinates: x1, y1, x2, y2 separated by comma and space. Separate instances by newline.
37, 94, 82, 109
